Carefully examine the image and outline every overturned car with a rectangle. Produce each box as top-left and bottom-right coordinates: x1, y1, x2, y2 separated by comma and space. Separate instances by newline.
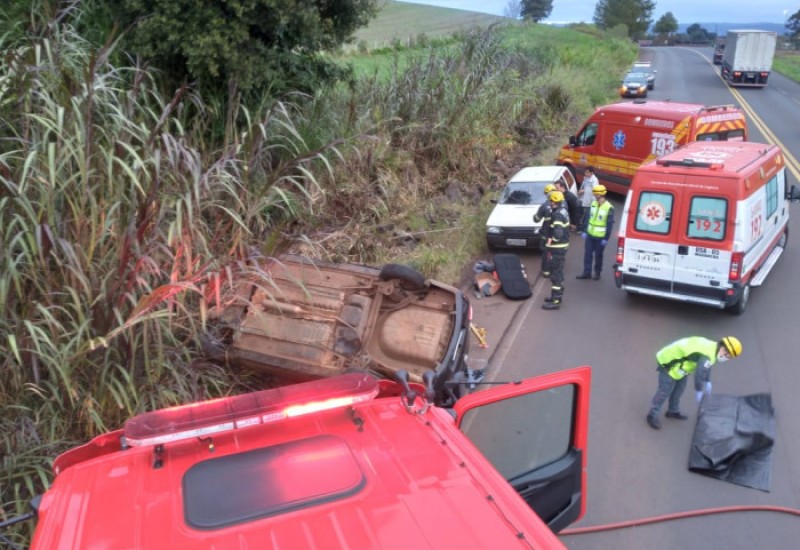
217, 255, 472, 406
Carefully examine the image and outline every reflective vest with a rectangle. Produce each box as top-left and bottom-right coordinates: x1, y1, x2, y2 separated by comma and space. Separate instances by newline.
587, 200, 613, 238
656, 337, 718, 380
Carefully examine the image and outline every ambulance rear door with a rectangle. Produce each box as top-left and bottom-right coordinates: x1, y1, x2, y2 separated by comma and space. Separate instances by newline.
623, 184, 685, 287
671, 187, 733, 294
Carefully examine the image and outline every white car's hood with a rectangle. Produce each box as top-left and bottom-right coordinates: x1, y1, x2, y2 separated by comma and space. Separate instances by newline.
486, 204, 543, 228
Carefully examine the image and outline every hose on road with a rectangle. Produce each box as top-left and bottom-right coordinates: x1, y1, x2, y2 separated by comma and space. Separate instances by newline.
560, 504, 800, 536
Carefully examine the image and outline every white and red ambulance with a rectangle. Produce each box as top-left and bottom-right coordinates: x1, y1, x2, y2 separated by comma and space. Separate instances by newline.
614, 141, 799, 314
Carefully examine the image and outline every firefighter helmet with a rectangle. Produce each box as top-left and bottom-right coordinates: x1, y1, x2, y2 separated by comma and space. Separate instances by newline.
721, 336, 742, 358
593, 184, 607, 196
544, 184, 556, 194
549, 191, 564, 203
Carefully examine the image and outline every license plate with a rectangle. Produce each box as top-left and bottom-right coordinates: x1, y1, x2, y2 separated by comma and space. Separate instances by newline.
636, 251, 663, 264
506, 238, 527, 246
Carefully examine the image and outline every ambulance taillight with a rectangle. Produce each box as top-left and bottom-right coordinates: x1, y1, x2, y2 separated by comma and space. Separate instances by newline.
729, 252, 744, 281
616, 237, 625, 265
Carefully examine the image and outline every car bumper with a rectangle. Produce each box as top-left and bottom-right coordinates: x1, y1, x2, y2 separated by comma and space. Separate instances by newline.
613, 267, 745, 309
486, 229, 542, 249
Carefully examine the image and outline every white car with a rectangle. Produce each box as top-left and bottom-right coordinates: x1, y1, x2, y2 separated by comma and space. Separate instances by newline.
486, 166, 578, 250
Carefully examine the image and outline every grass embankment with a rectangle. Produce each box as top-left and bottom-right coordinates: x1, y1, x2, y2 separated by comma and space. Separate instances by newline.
0, 6, 634, 544
774, 51, 800, 82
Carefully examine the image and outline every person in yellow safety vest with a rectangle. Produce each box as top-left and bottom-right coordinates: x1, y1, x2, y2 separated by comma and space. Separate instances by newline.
533, 183, 557, 278
576, 184, 614, 281
541, 191, 570, 310
647, 336, 743, 430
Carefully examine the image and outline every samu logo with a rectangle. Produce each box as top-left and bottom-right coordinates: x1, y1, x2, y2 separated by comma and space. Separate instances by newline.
612, 130, 626, 150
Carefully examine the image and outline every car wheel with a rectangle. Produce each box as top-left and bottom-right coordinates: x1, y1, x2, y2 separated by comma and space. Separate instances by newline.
728, 284, 750, 315
379, 263, 426, 290
778, 227, 788, 248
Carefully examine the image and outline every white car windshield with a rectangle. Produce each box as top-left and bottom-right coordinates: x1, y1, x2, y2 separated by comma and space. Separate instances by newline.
499, 181, 551, 205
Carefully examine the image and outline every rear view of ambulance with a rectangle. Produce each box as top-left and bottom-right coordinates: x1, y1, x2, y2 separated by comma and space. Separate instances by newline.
614, 141, 800, 314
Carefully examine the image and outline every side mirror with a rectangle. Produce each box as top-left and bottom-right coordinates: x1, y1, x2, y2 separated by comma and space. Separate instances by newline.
569, 135, 577, 147
786, 184, 800, 202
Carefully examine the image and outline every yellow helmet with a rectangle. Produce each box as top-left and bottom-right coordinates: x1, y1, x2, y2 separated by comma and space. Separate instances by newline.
549, 191, 564, 203
593, 184, 607, 196
544, 184, 556, 194
721, 336, 742, 357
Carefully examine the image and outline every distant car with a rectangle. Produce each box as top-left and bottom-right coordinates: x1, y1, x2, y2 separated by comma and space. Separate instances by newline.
486, 166, 578, 250
619, 72, 649, 98
630, 61, 656, 90
218, 254, 471, 407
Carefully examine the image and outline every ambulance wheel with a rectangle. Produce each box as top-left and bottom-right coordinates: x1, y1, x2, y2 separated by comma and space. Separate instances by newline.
728, 284, 750, 315
778, 227, 788, 248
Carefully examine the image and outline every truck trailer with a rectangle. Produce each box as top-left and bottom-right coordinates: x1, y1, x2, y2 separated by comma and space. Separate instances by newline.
720, 30, 777, 87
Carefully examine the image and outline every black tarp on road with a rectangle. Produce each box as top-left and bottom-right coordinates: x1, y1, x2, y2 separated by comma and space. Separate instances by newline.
688, 393, 775, 492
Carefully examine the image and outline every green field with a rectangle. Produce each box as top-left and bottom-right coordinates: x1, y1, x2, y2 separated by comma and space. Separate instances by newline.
352, 1, 510, 49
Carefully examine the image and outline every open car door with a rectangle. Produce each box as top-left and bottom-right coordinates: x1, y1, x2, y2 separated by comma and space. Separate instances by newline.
454, 367, 591, 533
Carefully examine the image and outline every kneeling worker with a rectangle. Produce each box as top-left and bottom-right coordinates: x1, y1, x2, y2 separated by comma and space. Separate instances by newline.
647, 335, 743, 429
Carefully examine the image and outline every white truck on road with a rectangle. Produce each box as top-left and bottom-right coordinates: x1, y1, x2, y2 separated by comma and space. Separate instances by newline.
720, 29, 777, 87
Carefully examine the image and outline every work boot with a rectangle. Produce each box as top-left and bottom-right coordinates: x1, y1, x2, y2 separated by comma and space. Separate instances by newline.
542, 299, 561, 310
576, 273, 591, 280
646, 413, 661, 429
593, 272, 601, 280
665, 411, 688, 420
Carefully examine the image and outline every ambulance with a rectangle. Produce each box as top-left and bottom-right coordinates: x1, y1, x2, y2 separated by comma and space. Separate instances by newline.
557, 101, 748, 195
613, 141, 800, 314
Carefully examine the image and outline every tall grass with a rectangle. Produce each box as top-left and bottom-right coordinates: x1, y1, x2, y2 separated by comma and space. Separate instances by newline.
1, 8, 635, 545
0, 14, 345, 544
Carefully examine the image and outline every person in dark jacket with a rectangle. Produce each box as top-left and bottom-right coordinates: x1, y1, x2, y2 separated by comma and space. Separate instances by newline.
541, 191, 570, 310
555, 180, 580, 230
646, 335, 743, 429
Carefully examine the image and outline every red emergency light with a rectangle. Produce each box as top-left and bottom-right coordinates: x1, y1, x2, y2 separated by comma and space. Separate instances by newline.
123, 373, 380, 447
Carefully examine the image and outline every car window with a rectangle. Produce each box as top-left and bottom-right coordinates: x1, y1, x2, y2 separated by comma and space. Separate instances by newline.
578, 123, 598, 146
635, 191, 674, 235
686, 196, 727, 241
460, 383, 576, 479
500, 181, 549, 205
766, 174, 779, 218
697, 128, 746, 142
562, 170, 576, 190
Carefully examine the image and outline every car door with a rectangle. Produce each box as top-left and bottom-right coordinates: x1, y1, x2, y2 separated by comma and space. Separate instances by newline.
672, 189, 732, 292
623, 187, 683, 287
454, 366, 591, 533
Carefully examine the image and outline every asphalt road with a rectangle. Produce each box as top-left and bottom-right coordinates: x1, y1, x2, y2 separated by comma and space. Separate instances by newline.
486, 47, 800, 549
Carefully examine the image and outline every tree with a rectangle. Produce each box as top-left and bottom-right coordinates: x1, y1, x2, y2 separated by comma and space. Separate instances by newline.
504, 0, 522, 19
686, 23, 712, 43
593, 0, 655, 40
521, 0, 553, 22
108, 0, 380, 97
788, 9, 800, 39
653, 12, 678, 36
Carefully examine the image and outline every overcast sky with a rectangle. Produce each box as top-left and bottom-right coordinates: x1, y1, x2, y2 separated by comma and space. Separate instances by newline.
396, 1, 795, 25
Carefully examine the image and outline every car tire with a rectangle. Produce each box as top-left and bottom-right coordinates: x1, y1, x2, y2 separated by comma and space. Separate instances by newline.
379, 263, 426, 290
728, 284, 750, 315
